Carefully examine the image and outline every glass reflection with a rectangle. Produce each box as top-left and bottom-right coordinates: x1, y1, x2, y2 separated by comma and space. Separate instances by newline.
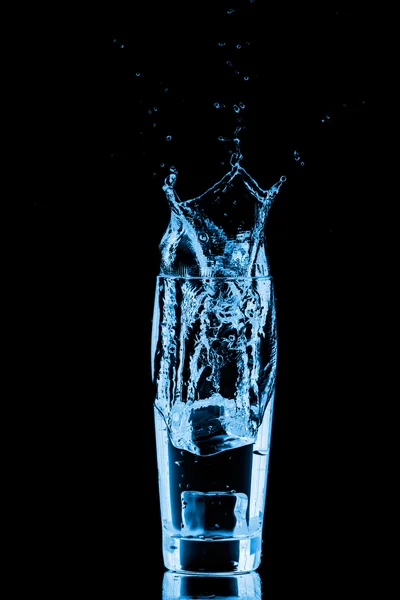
162, 569, 262, 599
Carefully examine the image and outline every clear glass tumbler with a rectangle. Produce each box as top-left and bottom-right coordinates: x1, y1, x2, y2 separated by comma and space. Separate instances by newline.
152, 275, 277, 574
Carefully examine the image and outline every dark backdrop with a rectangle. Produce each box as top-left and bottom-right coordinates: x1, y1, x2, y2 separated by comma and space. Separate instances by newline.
21, 5, 384, 597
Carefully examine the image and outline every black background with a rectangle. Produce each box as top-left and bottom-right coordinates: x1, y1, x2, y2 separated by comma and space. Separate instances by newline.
19, 4, 387, 597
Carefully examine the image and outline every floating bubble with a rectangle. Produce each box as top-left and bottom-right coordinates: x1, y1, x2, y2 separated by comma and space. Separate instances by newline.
239, 102, 245, 109
166, 135, 172, 141
214, 102, 221, 109
233, 104, 240, 113
244, 76, 250, 80
136, 72, 140, 77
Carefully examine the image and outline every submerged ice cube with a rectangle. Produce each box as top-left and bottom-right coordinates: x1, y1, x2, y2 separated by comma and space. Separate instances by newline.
181, 491, 249, 538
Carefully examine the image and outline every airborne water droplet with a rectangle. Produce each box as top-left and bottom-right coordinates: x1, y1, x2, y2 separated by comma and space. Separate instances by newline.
166, 135, 172, 141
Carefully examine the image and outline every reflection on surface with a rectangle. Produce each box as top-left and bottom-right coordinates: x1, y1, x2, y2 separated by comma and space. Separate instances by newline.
162, 570, 262, 599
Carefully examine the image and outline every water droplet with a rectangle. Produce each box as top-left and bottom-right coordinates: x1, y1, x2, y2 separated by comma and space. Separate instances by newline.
174, 460, 183, 466
160, 162, 165, 167
148, 109, 152, 114
236, 44, 241, 49
233, 104, 240, 113
136, 72, 140, 77
214, 102, 220, 109
152, 122, 157, 127
166, 135, 172, 141
227, 8, 235, 14
153, 106, 158, 111
170, 166, 178, 174
239, 102, 245, 109
217, 42, 226, 47
120, 44, 124, 49
226, 61, 232, 67
235, 70, 240, 75
243, 75, 249, 80
300, 161, 305, 166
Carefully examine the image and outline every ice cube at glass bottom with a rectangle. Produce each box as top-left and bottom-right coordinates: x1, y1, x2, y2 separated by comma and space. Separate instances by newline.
181, 491, 249, 538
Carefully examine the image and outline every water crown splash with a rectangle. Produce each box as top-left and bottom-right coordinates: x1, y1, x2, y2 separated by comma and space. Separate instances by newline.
160, 143, 286, 278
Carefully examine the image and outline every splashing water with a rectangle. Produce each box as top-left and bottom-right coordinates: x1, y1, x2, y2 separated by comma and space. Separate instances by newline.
160, 143, 286, 278
152, 145, 286, 456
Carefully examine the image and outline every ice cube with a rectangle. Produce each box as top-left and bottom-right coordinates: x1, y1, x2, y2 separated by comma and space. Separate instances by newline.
181, 491, 249, 538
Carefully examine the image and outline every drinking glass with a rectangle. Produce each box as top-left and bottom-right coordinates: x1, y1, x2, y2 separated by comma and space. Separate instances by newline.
152, 275, 277, 574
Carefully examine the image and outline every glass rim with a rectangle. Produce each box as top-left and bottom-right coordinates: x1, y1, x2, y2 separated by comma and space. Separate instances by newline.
156, 274, 274, 280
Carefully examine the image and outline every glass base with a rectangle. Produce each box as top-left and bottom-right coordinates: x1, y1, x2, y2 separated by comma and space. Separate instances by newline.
162, 570, 262, 599
162, 533, 263, 574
